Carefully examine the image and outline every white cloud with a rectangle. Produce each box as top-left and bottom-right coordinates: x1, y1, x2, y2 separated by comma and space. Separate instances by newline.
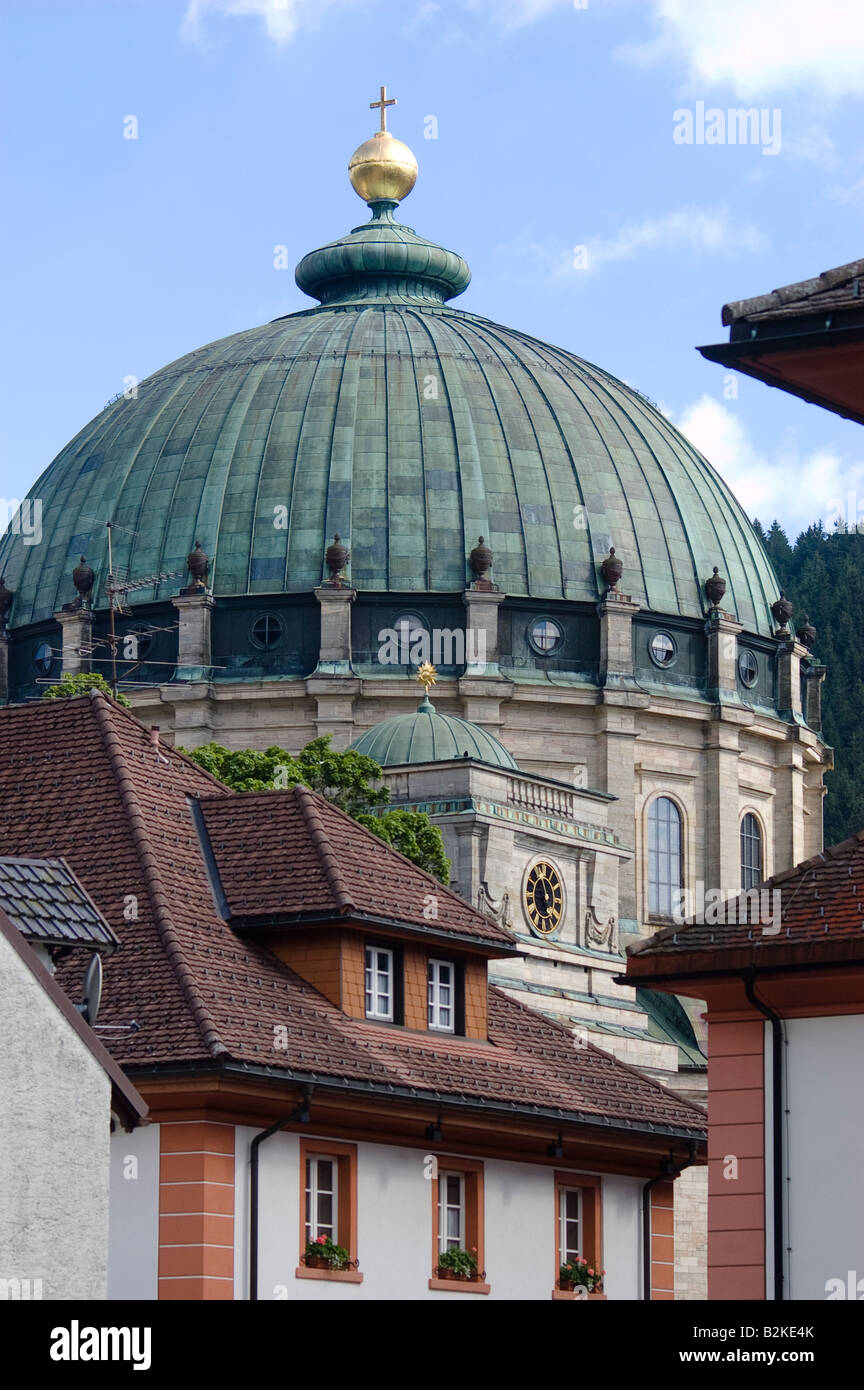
182, 0, 364, 45
586, 208, 766, 269
624, 0, 864, 99
674, 395, 864, 534
491, 208, 766, 287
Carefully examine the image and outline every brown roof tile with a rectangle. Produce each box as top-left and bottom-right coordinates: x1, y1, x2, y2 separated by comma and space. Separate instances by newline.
722, 258, 864, 326
198, 785, 513, 946
627, 830, 864, 977
0, 695, 704, 1140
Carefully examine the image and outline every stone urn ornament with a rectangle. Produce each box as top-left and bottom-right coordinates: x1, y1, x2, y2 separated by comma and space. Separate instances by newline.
799, 615, 817, 651
600, 547, 623, 594
771, 592, 793, 634
0, 575, 12, 629
72, 555, 95, 607
469, 535, 493, 587
186, 541, 209, 591
704, 566, 726, 609
325, 534, 350, 587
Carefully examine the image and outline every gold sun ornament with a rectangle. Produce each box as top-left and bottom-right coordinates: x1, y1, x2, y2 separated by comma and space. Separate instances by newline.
416, 663, 437, 692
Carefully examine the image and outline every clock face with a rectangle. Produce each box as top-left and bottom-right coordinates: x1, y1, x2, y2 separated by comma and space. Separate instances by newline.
524, 861, 564, 936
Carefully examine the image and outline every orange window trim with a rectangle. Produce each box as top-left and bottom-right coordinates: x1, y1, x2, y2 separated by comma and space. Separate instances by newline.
554, 1171, 602, 1289
298, 1138, 359, 1268
429, 1155, 486, 1288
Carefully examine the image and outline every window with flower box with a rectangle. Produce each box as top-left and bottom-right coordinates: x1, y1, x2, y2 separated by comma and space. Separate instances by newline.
429, 1157, 489, 1293
296, 1139, 362, 1284
553, 1171, 604, 1300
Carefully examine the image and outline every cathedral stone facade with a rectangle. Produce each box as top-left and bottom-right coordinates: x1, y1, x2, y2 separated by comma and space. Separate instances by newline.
0, 110, 830, 1301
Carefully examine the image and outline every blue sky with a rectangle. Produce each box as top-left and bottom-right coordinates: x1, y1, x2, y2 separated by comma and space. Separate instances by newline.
2, 0, 863, 537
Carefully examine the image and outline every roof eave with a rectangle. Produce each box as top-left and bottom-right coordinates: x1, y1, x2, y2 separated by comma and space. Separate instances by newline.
230, 909, 519, 956
125, 1057, 707, 1146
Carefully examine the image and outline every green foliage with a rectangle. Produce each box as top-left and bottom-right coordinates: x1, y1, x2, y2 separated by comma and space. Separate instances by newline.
437, 1247, 479, 1278
559, 1256, 604, 1290
41, 671, 132, 708
304, 1235, 351, 1270
760, 520, 864, 846
184, 735, 450, 882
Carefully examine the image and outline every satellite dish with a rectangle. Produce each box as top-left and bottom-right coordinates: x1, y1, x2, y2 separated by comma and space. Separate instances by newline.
76, 952, 103, 1025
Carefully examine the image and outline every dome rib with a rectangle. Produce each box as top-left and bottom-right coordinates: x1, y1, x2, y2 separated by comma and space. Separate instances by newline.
0, 295, 782, 637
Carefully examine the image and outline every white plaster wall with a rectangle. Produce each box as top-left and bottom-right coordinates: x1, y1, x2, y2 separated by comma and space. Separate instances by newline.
235, 1127, 645, 1300
602, 1175, 643, 1301
108, 1122, 160, 1300
784, 1015, 864, 1300
0, 931, 111, 1299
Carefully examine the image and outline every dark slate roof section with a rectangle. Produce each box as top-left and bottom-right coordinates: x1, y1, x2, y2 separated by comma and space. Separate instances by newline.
626, 829, 864, 977
0, 695, 704, 1142
0, 902, 147, 1131
198, 785, 516, 948
721, 258, 864, 327
0, 856, 119, 951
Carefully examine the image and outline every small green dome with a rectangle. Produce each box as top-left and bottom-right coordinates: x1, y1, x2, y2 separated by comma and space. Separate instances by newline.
352, 696, 518, 769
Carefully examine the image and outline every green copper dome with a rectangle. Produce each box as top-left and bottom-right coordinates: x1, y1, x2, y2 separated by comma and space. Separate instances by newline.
352, 695, 519, 769
0, 189, 780, 636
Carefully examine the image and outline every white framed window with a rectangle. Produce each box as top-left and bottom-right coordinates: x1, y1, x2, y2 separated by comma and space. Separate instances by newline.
364, 945, 394, 1021
558, 1186, 582, 1264
427, 958, 455, 1032
305, 1154, 338, 1244
438, 1172, 465, 1253
647, 795, 683, 916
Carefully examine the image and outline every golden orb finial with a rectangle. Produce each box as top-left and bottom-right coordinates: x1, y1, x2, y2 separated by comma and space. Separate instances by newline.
416, 662, 437, 691
349, 85, 418, 204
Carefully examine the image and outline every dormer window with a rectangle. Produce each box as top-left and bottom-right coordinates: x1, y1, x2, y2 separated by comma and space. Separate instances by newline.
364, 946, 394, 1021
428, 959, 455, 1032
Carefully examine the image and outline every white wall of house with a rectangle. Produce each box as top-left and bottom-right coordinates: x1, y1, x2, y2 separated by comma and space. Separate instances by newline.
602, 1175, 644, 1301
108, 1122, 160, 1300
235, 1126, 648, 1300
784, 1015, 864, 1300
0, 930, 111, 1299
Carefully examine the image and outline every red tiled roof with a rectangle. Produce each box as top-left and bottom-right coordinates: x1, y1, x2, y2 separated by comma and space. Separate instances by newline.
0, 695, 704, 1140
722, 258, 864, 326
198, 786, 513, 947
627, 831, 864, 979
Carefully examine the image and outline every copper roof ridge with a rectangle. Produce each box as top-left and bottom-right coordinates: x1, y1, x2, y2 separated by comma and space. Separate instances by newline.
293, 785, 356, 915
89, 692, 228, 1058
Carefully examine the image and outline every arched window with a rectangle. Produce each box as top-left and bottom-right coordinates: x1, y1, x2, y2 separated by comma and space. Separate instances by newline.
740, 813, 763, 891
647, 796, 683, 916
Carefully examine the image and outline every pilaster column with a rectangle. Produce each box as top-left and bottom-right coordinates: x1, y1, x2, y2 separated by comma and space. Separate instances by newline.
777, 638, 807, 721
595, 702, 641, 928
304, 677, 362, 749
703, 723, 742, 900
55, 607, 93, 677
705, 609, 743, 701
171, 591, 214, 673
803, 663, 826, 732
0, 631, 8, 702
597, 592, 640, 685
461, 588, 505, 677
313, 586, 356, 675
776, 743, 806, 871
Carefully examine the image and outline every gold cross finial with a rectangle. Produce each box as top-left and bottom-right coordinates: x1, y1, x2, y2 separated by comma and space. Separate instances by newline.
417, 662, 437, 691
370, 85, 397, 132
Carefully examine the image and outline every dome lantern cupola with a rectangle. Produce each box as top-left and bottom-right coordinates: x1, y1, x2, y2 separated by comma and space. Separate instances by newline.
294, 87, 471, 308
351, 667, 519, 770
